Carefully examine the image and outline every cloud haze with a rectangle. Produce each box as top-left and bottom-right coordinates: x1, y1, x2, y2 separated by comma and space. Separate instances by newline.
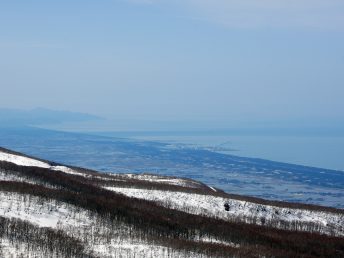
0, 0, 343, 131
129, 0, 344, 29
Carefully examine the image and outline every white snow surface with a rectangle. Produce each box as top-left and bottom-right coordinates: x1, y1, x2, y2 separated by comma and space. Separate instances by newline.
0, 151, 50, 169
0, 191, 92, 228
104, 186, 344, 237
116, 173, 205, 188
0, 150, 85, 177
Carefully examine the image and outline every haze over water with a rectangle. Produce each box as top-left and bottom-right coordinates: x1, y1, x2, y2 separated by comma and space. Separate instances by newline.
128, 134, 344, 171
0, 0, 343, 207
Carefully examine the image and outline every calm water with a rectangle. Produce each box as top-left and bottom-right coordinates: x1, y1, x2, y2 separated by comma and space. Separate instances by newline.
129, 135, 344, 171
1, 127, 343, 207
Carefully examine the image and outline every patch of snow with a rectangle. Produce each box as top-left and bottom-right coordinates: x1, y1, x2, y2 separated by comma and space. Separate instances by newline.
116, 173, 203, 188
198, 237, 239, 248
0, 170, 58, 189
0, 152, 50, 169
50, 166, 85, 176
0, 150, 85, 177
0, 170, 33, 183
209, 186, 217, 192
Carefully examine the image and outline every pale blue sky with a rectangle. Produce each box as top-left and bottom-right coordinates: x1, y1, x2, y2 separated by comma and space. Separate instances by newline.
1, 0, 343, 130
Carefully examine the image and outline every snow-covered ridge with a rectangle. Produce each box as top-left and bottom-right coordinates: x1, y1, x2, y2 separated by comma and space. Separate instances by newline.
0, 150, 85, 177
104, 186, 344, 237
1, 148, 344, 238
0, 150, 205, 189
0, 151, 50, 169
114, 173, 208, 189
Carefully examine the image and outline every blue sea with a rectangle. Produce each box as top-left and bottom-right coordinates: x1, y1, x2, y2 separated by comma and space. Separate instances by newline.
0, 127, 343, 208
128, 134, 344, 171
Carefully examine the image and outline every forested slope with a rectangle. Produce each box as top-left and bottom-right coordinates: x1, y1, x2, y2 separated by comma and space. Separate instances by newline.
0, 147, 343, 257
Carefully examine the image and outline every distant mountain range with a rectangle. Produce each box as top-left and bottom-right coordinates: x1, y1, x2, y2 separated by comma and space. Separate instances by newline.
0, 108, 102, 127
0, 147, 343, 257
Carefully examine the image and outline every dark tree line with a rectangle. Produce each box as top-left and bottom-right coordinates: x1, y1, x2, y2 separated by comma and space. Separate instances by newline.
0, 216, 94, 258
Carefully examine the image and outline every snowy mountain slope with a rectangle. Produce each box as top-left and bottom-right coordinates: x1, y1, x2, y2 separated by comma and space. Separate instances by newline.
0, 189, 227, 258
0, 149, 203, 189
0, 147, 343, 257
0, 149, 241, 257
0, 148, 343, 236
104, 186, 344, 237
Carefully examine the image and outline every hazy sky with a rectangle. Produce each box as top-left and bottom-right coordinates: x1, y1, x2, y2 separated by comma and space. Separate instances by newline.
1, 0, 343, 129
